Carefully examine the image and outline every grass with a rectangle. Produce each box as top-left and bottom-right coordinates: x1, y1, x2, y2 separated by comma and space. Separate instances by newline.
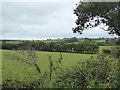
2, 45, 112, 84
2, 50, 96, 81
93, 39, 105, 43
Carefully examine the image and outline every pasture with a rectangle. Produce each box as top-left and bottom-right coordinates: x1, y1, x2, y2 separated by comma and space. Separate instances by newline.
2, 45, 112, 81
2, 50, 96, 82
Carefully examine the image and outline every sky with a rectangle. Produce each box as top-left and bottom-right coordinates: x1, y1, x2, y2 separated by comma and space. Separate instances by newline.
1, 0, 117, 40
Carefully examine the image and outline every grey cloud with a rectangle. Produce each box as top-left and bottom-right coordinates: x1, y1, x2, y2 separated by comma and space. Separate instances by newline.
2, 2, 116, 40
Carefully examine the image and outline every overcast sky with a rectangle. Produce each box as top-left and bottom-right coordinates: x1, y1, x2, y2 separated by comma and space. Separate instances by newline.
1, 0, 117, 40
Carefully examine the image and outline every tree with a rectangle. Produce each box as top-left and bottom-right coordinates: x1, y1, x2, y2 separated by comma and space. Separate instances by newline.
74, 41, 99, 54
73, 1, 120, 36
102, 49, 111, 54
64, 37, 78, 43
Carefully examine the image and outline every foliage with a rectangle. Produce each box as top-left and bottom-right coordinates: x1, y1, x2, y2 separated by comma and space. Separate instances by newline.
2, 73, 49, 88
115, 37, 120, 45
111, 46, 120, 58
54, 54, 119, 88
64, 37, 78, 43
2, 39, 100, 54
47, 52, 63, 81
74, 41, 99, 54
102, 49, 111, 54
73, 2, 120, 36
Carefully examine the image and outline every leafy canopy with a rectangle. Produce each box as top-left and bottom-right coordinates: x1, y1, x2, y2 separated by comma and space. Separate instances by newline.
73, 2, 120, 36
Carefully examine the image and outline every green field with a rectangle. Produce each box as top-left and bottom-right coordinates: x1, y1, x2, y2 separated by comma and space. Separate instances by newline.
93, 39, 105, 43
2, 45, 113, 81
2, 50, 96, 81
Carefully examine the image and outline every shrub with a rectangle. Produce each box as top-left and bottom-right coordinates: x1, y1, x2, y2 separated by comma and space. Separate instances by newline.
2, 74, 49, 89
54, 55, 119, 88
102, 49, 111, 54
111, 46, 120, 58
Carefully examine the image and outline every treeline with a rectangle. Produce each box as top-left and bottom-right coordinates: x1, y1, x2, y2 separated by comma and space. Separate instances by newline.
46, 37, 118, 46
95, 38, 119, 46
1, 37, 119, 54
1, 40, 99, 54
